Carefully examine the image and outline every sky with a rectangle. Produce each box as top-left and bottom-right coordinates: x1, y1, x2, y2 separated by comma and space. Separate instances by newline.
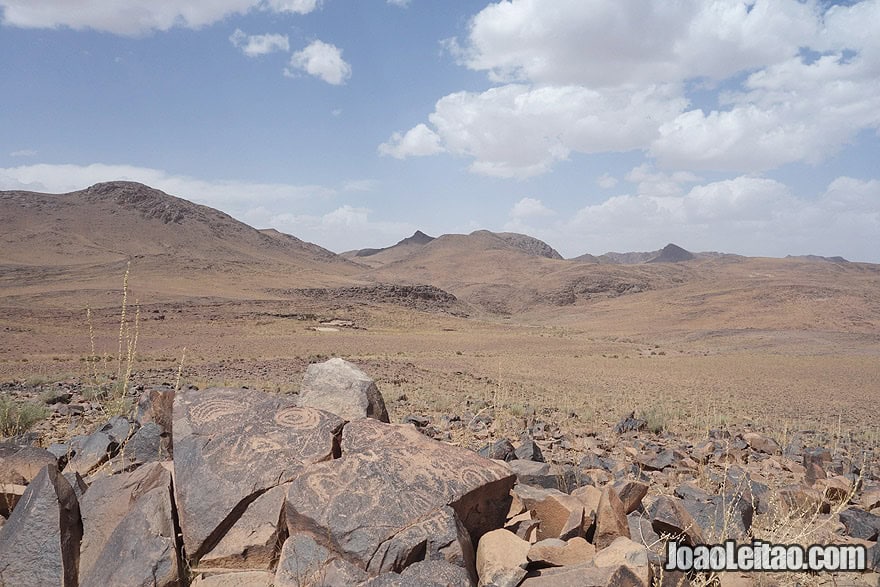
1, 0, 878, 262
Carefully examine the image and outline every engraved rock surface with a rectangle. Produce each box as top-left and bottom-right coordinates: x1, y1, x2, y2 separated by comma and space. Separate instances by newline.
297, 358, 390, 423
173, 387, 345, 561
285, 418, 514, 578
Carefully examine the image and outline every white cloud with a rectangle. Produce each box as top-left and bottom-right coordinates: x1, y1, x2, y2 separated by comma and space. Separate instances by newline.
396, 83, 686, 178
510, 197, 554, 219
378, 123, 444, 159
625, 164, 702, 197
230, 29, 289, 57
0, 0, 323, 36
387, 0, 880, 177
387, 0, 410, 7
8, 149, 37, 158
596, 174, 617, 189
556, 175, 879, 261
286, 40, 351, 85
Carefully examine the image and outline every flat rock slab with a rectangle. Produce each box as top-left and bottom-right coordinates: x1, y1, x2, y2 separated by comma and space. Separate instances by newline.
285, 418, 514, 577
79, 466, 180, 587
0, 464, 82, 587
297, 358, 390, 423
173, 387, 345, 561
0, 444, 57, 484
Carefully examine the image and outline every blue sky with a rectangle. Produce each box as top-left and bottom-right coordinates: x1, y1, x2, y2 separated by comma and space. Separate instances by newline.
1, 0, 878, 261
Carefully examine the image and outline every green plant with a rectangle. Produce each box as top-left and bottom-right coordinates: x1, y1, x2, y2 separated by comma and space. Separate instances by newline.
0, 397, 49, 438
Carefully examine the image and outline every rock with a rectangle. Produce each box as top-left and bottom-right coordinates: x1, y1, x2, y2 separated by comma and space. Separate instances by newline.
476, 528, 530, 587
0, 464, 82, 587
515, 438, 545, 462
673, 481, 712, 502
402, 414, 431, 428
627, 513, 660, 546
648, 496, 704, 546
99, 415, 134, 444
0, 482, 26, 517
680, 494, 753, 541
803, 447, 831, 487
79, 464, 181, 587
528, 537, 596, 566
361, 560, 474, 586
838, 508, 880, 541
740, 432, 780, 455
512, 484, 586, 541
191, 570, 275, 586
173, 387, 345, 561
614, 412, 647, 435
863, 485, 880, 511
817, 475, 852, 505
479, 438, 515, 461
571, 484, 602, 520
635, 449, 677, 472
613, 480, 648, 515
594, 536, 651, 585
200, 483, 289, 570
65, 431, 117, 476
285, 417, 513, 577
297, 358, 390, 423
520, 561, 645, 586
506, 459, 566, 491
111, 421, 169, 471
137, 387, 175, 456
594, 486, 630, 549
274, 533, 368, 586
0, 444, 57, 484
776, 484, 826, 517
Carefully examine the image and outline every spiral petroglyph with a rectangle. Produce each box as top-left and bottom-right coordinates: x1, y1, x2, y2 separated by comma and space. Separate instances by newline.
187, 395, 250, 425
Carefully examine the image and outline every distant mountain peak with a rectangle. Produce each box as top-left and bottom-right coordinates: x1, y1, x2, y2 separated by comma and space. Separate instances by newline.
648, 243, 695, 263
398, 230, 435, 246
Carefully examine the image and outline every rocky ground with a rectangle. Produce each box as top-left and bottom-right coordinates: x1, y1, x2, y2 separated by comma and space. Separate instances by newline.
1, 359, 878, 586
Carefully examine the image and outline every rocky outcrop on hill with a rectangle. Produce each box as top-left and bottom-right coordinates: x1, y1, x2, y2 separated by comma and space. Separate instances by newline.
1, 359, 879, 586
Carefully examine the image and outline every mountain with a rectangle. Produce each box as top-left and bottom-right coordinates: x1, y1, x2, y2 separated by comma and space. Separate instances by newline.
0, 181, 362, 303
341, 230, 436, 268
647, 243, 695, 263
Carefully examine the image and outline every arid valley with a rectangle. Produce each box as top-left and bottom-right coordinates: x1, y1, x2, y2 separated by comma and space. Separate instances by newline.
1, 181, 879, 586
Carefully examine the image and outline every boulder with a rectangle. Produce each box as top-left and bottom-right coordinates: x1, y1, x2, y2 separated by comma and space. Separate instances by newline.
680, 494, 753, 541
528, 537, 596, 566
512, 484, 586, 541
740, 432, 780, 455
479, 438, 515, 461
593, 536, 651, 585
65, 431, 117, 476
78, 462, 173, 580
776, 484, 826, 517
297, 358, 390, 423
613, 480, 649, 515
635, 449, 677, 472
838, 508, 880, 541
614, 412, 647, 435
594, 486, 630, 549
0, 465, 82, 587
648, 496, 704, 546
515, 438, 545, 463
110, 421, 169, 472
521, 561, 646, 586
79, 466, 181, 587
360, 560, 474, 586
173, 387, 344, 561
0, 444, 57, 484
476, 528, 530, 587
862, 485, 880, 511
0, 482, 26, 517
285, 418, 514, 577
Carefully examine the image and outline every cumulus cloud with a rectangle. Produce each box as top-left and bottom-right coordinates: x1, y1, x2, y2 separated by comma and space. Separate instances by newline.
510, 197, 554, 219
556, 175, 878, 261
0, 0, 322, 36
393, 83, 685, 178
378, 124, 444, 159
230, 29, 289, 57
386, 0, 880, 178
286, 40, 351, 85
